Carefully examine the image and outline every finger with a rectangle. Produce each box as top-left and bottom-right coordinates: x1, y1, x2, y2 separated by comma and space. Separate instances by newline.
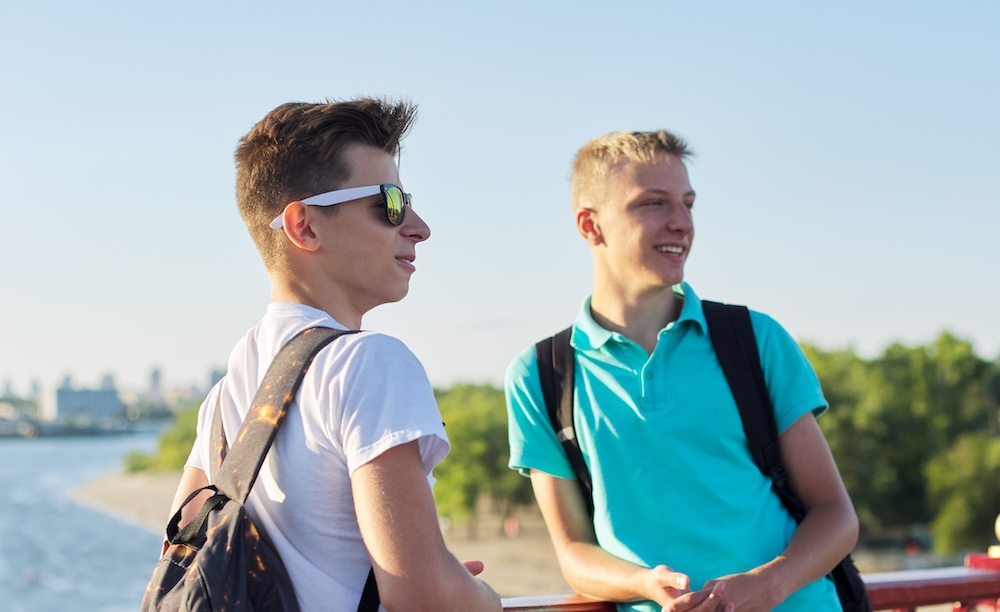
653, 565, 690, 590
462, 560, 486, 575
678, 582, 726, 612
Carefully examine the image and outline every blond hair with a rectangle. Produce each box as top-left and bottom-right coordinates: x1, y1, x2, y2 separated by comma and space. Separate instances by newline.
570, 130, 692, 210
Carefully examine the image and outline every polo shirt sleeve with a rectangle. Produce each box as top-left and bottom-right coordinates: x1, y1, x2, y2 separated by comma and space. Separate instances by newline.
505, 345, 576, 479
750, 311, 828, 433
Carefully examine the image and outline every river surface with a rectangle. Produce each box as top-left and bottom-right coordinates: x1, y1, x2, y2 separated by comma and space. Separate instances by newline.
0, 432, 161, 611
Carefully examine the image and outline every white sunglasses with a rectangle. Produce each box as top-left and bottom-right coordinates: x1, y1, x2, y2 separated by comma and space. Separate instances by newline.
269, 184, 411, 229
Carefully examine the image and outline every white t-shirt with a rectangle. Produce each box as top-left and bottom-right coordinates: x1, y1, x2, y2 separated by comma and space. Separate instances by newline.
186, 302, 449, 611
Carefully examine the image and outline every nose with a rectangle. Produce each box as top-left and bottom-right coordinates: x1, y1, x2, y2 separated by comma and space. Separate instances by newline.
403, 208, 431, 242
668, 202, 694, 234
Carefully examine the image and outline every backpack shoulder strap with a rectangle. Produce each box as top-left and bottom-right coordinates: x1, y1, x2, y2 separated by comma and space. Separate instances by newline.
214, 326, 358, 503
701, 300, 803, 518
535, 327, 594, 516
703, 301, 872, 611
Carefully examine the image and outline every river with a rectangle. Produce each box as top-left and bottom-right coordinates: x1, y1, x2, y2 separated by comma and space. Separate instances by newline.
0, 432, 161, 611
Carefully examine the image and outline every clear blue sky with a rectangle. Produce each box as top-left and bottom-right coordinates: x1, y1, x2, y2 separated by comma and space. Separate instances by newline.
1, 1, 997, 394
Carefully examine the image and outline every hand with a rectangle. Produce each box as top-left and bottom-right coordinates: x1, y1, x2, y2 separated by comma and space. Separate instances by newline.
462, 560, 486, 576
641, 564, 697, 606
663, 582, 733, 612
701, 570, 781, 612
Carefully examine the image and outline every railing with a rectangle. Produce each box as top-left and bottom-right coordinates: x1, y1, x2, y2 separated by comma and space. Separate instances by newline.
500, 555, 1000, 612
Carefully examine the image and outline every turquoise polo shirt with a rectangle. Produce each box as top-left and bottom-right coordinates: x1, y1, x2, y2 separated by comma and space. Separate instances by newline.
505, 283, 839, 612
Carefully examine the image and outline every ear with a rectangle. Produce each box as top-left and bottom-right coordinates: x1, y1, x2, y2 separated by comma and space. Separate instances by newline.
576, 208, 603, 246
281, 202, 322, 252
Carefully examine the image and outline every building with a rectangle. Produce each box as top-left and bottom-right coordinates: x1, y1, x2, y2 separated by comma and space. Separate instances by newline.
38, 385, 126, 426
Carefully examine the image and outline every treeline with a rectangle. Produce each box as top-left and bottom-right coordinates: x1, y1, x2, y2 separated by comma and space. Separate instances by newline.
803, 332, 1000, 553
130, 331, 1000, 554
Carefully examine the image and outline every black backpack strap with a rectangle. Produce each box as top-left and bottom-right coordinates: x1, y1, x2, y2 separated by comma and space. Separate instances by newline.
358, 567, 379, 612
701, 301, 801, 514
703, 300, 871, 611
535, 327, 594, 517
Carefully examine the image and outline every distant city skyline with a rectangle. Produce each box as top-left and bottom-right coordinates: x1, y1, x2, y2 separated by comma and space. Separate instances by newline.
0, 366, 224, 400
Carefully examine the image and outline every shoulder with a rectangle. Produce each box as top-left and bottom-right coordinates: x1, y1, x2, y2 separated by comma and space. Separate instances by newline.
505, 342, 540, 387
319, 330, 424, 370
744, 309, 804, 355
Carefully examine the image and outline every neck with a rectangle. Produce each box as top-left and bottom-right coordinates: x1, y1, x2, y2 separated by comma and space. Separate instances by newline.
270, 272, 364, 330
590, 281, 683, 354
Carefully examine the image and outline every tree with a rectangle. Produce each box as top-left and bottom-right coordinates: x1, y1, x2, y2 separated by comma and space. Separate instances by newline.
926, 433, 1000, 553
432, 383, 534, 536
125, 401, 200, 472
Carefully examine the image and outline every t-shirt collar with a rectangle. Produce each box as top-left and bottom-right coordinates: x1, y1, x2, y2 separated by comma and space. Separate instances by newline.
572, 282, 707, 350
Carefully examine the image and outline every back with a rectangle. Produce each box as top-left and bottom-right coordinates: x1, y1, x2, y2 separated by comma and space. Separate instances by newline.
188, 302, 449, 610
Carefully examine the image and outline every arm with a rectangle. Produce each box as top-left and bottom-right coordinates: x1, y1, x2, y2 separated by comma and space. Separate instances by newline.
161, 466, 210, 555
704, 413, 859, 610
352, 440, 501, 612
530, 470, 729, 611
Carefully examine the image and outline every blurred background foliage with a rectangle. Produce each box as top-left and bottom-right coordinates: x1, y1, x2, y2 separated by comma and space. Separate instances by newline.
131, 332, 1000, 553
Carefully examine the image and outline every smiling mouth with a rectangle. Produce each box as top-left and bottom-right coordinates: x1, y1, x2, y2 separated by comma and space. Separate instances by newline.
656, 245, 684, 255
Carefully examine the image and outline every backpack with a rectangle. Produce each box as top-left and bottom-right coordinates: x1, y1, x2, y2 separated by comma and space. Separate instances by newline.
533, 301, 872, 612
141, 326, 380, 612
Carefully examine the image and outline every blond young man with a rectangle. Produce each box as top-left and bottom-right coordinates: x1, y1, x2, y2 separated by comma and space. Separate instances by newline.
168, 98, 501, 612
505, 131, 858, 612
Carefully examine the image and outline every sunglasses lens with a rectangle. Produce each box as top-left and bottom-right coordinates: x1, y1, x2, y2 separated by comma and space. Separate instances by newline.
385, 186, 405, 225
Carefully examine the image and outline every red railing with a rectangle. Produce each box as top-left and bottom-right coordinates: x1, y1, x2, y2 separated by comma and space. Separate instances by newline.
500, 555, 1000, 612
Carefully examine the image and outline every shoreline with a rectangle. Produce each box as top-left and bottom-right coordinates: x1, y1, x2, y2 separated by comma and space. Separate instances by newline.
72, 470, 182, 533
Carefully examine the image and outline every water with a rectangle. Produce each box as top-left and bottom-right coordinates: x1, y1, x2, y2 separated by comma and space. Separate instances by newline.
0, 433, 162, 611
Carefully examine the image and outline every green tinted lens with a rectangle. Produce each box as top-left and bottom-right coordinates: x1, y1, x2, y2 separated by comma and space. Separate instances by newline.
384, 185, 405, 225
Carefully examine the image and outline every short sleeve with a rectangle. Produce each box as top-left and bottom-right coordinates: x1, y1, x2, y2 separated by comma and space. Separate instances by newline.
505, 345, 576, 479
333, 333, 449, 476
750, 312, 828, 433
185, 381, 224, 473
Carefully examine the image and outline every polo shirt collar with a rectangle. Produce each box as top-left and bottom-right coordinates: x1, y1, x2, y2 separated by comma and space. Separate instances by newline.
572, 282, 707, 350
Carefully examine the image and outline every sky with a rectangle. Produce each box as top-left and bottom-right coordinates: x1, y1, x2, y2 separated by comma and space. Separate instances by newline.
1, 1, 997, 396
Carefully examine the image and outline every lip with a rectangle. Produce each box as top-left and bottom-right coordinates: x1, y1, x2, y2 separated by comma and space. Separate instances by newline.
396, 254, 416, 272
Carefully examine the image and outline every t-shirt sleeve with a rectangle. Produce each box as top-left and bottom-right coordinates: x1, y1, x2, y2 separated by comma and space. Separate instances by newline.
184, 381, 224, 473
505, 345, 576, 479
333, 333, 449, 476
751, 311, 828, 433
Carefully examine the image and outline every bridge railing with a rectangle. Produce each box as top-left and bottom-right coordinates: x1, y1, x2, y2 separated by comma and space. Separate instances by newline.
500, 554, 1000, 612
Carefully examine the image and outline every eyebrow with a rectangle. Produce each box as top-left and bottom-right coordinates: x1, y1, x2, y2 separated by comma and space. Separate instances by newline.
637, 188, 697, 200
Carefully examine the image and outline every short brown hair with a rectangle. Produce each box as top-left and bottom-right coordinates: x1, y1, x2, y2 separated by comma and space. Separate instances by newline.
570, 130, 692, 211
235, 97, 417, 268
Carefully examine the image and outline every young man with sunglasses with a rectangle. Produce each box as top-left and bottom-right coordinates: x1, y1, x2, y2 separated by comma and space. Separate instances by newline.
167, 98, 502, 611
505, 130, 859, 612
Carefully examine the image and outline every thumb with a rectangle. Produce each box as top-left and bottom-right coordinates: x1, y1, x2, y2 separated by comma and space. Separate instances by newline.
462, 560, 486, 576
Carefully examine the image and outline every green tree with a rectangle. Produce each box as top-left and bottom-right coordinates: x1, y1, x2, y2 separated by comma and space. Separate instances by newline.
125, 401, 200, 472
926, 433, 1000, 553
803, 344, 882, 530
432, 383, 533, 536
808, 333, 1000, 541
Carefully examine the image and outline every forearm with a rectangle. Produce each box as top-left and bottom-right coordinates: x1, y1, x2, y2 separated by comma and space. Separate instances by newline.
530, 470, 688, 605
556, 539, 680, 604
753, 499, 859, 603
380, 550, 500, 612
354, 442, 501, 612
